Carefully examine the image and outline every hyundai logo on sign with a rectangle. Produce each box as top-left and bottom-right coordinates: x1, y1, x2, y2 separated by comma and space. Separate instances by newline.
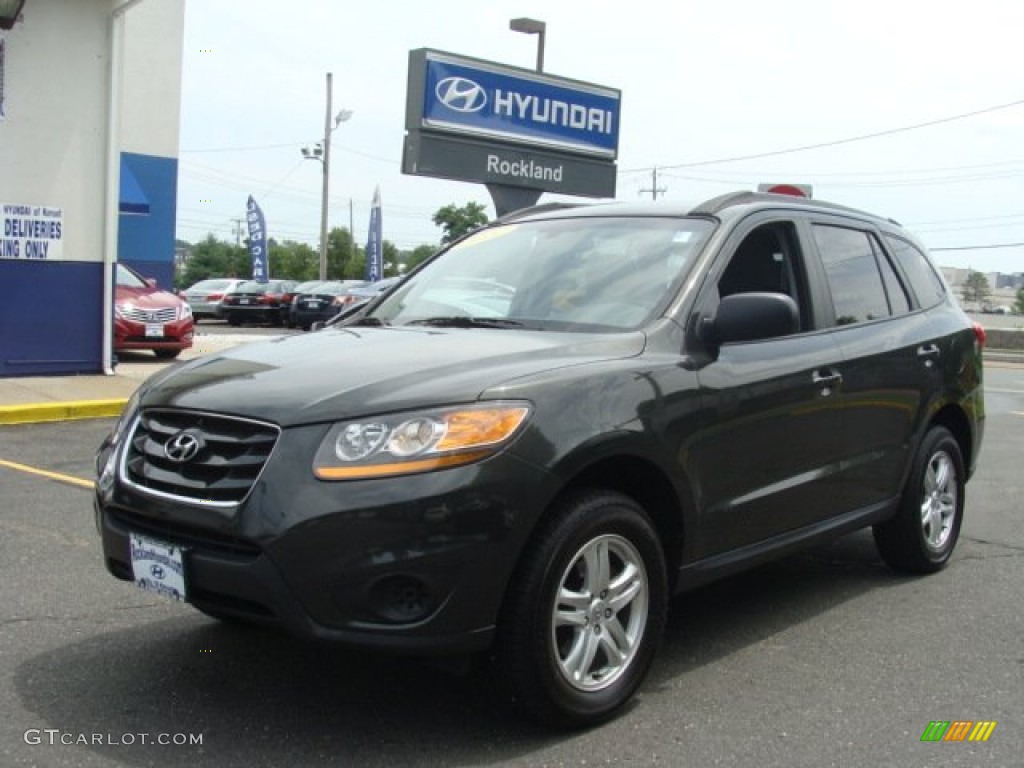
417, 50, 620, 158
436, 77, 487, 113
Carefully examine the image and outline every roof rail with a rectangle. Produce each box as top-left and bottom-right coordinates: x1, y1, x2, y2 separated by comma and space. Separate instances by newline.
688, 191, 764, 216
689, 190, 884, 221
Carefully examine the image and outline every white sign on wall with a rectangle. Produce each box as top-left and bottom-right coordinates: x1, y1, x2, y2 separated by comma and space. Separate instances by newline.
1, 203, 64, 260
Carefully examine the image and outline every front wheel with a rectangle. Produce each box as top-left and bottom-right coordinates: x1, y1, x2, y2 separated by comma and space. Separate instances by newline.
873, 426, 965, 574
153, 349, 181, 360
496, 490, 667, 728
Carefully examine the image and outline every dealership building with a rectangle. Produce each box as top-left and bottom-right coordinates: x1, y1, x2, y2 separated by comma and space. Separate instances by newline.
0, 0, 184, 377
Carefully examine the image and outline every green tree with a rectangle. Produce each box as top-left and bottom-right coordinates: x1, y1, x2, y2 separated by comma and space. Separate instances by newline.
432, 202, 489, 245
1014, 286, 1024, 315
961, 270, 991, 307
405, 243, 437, 273
327, 227, 358, 279
178, 234, 249, 288
269, 240, 318, 281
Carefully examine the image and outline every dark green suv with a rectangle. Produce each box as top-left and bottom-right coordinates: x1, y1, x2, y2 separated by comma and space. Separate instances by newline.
95, 192, 985, 727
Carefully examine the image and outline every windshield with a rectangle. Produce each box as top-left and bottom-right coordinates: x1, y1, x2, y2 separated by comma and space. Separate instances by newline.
371, 217, 712, 331
116, 264, 148, 289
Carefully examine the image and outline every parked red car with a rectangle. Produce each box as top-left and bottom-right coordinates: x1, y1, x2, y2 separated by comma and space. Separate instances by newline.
114, 263, 194, 359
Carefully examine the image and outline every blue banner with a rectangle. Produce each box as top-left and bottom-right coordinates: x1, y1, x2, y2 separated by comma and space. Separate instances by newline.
364, 187, 383, 283
421, 53, 620, 158
245, 195, 269, 282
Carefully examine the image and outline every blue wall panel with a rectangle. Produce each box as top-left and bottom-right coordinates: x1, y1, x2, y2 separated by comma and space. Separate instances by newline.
0, 152, 178, 377
0, 260, 104, 376
119, 152, 178, 291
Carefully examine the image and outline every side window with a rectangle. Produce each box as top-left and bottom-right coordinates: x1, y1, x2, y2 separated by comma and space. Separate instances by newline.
883, 234, 947, 309
813, 224, 892, 326
872, 237, 912, 316
717, 222, 808, 332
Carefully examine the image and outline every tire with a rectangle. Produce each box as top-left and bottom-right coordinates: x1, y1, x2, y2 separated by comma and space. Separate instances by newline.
153, 349, 181, 360
873, 426, 965, 574
227, 313, 241, 327
496, 490, 667, 728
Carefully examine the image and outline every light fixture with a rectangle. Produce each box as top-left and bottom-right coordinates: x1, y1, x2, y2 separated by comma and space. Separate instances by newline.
509, 17, 546, 72
0, 0, 27, 30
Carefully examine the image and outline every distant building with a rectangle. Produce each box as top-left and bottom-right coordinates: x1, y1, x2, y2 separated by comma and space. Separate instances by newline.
0, 0, 184, 376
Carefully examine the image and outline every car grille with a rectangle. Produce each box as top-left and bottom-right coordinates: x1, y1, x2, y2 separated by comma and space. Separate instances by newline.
121, 409, 280, 506
122, 307, 178, 323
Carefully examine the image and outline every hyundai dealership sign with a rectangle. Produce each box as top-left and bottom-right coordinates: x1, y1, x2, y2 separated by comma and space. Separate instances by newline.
404, 49, 620, 198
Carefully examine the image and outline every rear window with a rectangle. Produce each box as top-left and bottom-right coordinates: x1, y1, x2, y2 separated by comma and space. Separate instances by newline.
883, 235, 947, 309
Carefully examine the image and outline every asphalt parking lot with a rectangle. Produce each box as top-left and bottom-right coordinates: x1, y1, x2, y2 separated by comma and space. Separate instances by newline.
0, 364, 1021, 767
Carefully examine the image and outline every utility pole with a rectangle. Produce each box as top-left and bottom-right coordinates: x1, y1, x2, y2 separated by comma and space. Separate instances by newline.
349, 198, 356, 273
318, 72, 333, 281
230, 217, 245, 248
639, 167, 666, 200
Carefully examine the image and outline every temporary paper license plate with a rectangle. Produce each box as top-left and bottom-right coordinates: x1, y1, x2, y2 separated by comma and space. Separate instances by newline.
144, 323, 164, 338
130, 533, 187, 601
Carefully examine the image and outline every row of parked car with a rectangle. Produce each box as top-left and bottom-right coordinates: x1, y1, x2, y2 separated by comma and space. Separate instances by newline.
114, 266, 400, 360
181, 277, 400, 329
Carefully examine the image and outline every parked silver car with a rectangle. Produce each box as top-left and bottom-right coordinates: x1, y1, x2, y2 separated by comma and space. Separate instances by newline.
180, 278, 244, 320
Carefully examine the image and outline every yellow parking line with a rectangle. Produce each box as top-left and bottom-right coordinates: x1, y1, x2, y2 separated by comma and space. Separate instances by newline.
0, 458, 95, 490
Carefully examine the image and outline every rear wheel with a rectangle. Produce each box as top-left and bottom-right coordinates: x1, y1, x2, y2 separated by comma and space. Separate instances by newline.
873, 426, 964, 574
227, 313, 241, 327
496, 490, 667, 728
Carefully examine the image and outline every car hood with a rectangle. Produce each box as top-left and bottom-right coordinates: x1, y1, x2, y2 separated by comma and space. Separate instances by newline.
117, 285, 182, 309
139, 326, 646, 426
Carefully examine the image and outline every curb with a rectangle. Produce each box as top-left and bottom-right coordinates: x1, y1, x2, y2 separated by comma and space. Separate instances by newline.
0, 398, 129, 425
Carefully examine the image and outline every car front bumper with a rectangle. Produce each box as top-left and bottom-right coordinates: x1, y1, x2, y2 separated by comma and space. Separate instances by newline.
94, 422, 552, 653
114, 317, 193, 351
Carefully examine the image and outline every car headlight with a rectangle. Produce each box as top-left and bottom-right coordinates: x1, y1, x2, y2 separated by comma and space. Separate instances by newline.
312, 402, 531, 480
115, 303, 131, 320
179, 303, 193, 320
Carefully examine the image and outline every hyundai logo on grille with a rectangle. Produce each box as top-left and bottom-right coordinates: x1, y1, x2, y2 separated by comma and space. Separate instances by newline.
435, 77, 487, 113
164, 431, 203, 463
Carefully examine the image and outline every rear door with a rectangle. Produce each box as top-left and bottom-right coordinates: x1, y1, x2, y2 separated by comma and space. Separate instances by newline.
805, 217, 939, 512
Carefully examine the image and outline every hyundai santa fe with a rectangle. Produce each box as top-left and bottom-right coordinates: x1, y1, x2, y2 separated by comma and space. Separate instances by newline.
94, 192, 985, 727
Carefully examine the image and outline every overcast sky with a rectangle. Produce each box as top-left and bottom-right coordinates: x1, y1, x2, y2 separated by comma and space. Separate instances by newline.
177, 0, 1024, 274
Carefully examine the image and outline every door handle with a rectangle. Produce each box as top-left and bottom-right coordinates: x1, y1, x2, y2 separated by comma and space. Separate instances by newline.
917, 344, 940, 367
812, 369, 843, 395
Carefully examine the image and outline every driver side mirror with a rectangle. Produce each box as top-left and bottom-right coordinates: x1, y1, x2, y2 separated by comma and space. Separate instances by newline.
700, 292, 800, 346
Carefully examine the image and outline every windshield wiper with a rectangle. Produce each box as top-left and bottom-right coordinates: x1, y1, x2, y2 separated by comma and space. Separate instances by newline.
353, 316, 388, 326
405, 316, 525, 329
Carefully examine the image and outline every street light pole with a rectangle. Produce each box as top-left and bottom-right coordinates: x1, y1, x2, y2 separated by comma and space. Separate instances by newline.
509, 17, 546, 72
302, 75, 352, 281
318, 72, 333, 281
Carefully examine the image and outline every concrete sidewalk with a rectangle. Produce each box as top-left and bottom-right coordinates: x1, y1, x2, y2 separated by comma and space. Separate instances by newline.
0, 333, 271, 425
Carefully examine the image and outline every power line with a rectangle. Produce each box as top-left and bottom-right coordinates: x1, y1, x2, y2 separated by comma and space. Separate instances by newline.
931, 242, 1024, 251
619, 98, 1024, 173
